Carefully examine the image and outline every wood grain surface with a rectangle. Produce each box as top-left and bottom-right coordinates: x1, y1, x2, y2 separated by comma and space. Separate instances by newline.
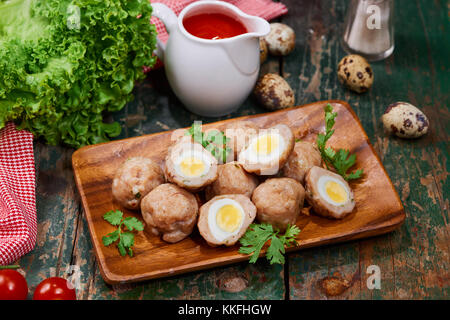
18, 0, 448, 299
72, 100, 404, 284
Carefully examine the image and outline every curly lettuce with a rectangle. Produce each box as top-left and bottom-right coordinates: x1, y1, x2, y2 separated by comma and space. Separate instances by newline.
0, 0, 157, 147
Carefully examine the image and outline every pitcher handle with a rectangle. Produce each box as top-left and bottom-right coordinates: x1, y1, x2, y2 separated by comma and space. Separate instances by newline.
151, 3, 178, 62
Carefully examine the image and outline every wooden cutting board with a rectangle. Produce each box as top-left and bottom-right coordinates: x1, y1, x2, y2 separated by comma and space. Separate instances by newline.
72, 100, 405, 284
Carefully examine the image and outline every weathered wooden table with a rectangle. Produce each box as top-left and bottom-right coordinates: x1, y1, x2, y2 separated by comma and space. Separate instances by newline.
19, 0, 449, 299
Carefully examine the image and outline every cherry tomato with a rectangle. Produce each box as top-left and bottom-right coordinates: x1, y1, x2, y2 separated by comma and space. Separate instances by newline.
33, 277, 76, 300
0, 269, 28, 300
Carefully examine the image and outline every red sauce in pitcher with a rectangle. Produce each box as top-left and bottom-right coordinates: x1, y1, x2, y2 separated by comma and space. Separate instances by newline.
183, 13, 247, 40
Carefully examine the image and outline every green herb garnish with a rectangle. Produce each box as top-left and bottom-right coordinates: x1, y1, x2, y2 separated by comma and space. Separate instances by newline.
102, 210, 144, 257
185, 121, 231, 163
239, 223, 300, 265
317, 104, 363, 180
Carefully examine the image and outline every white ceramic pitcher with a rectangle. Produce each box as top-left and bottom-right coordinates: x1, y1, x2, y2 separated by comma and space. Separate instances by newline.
152, 1, 270, 117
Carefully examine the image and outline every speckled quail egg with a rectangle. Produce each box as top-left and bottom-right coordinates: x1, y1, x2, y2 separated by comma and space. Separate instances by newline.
253, 73, 295, 110
305, 166, 355, 219
260, 38, 268, 64
337, 54, 373, 93
238, 124, 295, 175
112, 157, 164, 210
382, 102, 429, 138
164, 140, 218, 191
197, 194, 256, 246
264, 23, 296, 56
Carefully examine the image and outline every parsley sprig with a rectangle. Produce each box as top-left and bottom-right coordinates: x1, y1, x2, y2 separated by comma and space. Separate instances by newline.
238, 223, 300, 265
102, 210, 144, 257
317, 104, 363, 181
185, 121, 231, 163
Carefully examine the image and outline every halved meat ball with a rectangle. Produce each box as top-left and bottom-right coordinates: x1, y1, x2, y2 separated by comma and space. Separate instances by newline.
141, 183, 198, 243
238, 124, 295, 175
205, 162, 259, 200
112, 157, 164, 210
198, 194, 256, 247
164, 139, 218, 191
251, 177, 305, 231
223, 120, 259, 161
304, 166, 355, 219
281, 141, 322, 184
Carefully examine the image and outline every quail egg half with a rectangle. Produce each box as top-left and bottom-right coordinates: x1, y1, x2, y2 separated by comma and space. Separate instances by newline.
164, 140, 218, 191
238, 124, 294, 175
198, 194, 256, 246
305, 166, 355, 219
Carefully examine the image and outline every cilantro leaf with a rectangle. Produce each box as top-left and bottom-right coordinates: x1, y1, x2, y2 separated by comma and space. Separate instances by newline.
239, 223, 274, 263
102, 210, 143, 257
102, 230, 120, 246
103, 210, 123, 226
316, 104, 363, 181
123, 217, 144, 231
266, 235, 285, 265
185, 122, 231, 163
117, 241, 127, 257
282, 224, 301, 247
120, 232, 135, 248
239, 223, 301, 264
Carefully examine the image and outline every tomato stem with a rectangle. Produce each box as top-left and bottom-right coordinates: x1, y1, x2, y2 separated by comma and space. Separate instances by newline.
0, 265, 20, 269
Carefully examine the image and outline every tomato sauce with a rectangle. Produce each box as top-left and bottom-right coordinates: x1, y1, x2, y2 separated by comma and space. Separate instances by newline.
183, 13, 247, 40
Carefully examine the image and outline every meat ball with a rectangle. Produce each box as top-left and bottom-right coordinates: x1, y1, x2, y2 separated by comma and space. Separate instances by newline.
252, 177, 305, 231
164, 139, 218, 191
224, 120, 259, 160
253, 73, 295, 111
382, 102, 429, 138
239, 124, 295, 175
337, 54, 373, 93
141, 183, 198, 243
281, 141, 322, 184
305, 166, 355, 219
112, 157, 164, 210
264, 23, 296, 56
197, 194, 256, 246
205, 162, 259, 200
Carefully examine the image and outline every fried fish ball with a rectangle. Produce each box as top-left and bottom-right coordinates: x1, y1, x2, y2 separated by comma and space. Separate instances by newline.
197, 194, 257, 247
281, 141, 322, 184
251, 177, 305, 231
112, 157, 164, 210
205, 162, 259, 200
141, 183, 198, 243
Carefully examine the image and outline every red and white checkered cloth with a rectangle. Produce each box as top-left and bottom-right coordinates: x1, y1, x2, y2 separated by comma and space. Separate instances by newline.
144, 0, 288, 72
0, 123, 37, 265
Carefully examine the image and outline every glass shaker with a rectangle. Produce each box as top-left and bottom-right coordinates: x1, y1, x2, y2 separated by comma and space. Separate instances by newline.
342, 0, 394, 61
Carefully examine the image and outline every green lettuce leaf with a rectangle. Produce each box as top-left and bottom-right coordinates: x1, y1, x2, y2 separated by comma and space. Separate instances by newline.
0, 0, 157, 148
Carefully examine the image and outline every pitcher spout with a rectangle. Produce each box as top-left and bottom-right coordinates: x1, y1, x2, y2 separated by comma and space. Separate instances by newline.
240, 15, 271, 38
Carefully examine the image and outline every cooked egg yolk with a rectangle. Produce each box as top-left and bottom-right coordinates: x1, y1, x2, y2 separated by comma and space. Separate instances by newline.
216, 204, 242, 233
253, 134, 279, 155
325, 180, 348, 204
180, 157, 205, 177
